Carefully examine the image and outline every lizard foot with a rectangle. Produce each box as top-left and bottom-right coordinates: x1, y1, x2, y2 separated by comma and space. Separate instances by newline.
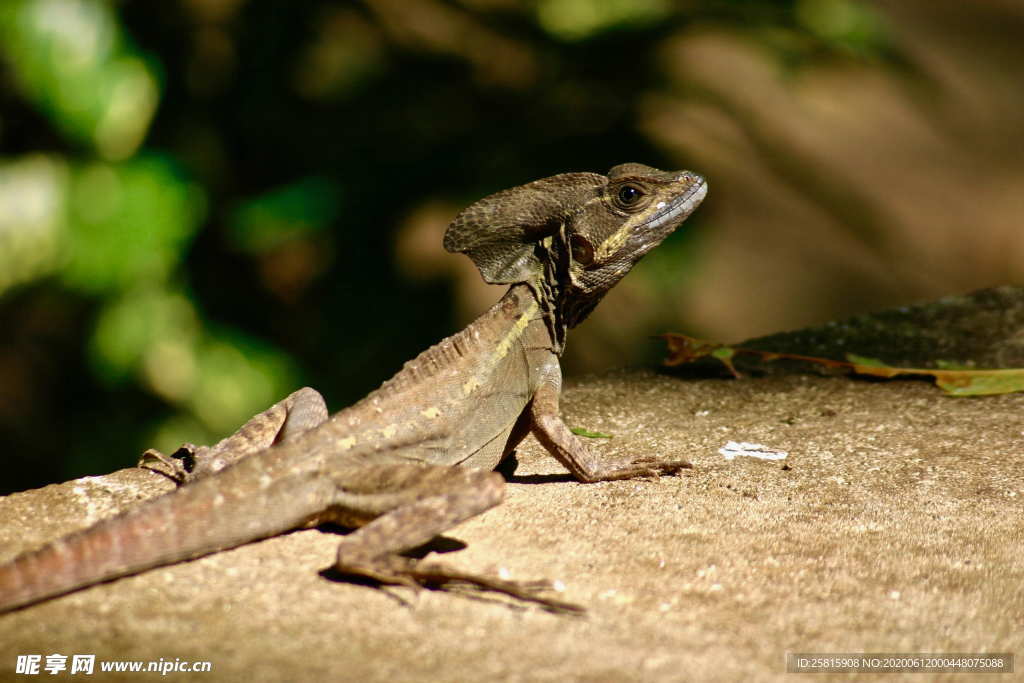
581, 456, 693, 482
335, 555, 584, 615
626, 456, 693, 477
137, 445, 197, 485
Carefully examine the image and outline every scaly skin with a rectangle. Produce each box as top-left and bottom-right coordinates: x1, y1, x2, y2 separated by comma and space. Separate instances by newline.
0, 164, 707, 614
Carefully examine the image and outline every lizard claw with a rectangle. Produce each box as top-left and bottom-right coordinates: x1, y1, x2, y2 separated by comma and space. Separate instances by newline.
629, 457, 693, 476
409, 561, 585, 615
334, 556, 584, 615
137, 445, 198, 485
580, 456, 693, 482
337, 563, 423, 592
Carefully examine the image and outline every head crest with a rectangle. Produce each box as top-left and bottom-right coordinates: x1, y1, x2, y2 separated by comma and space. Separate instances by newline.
444, 173, 605, 284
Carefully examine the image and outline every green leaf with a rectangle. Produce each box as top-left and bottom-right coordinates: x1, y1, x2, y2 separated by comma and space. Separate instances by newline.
934, 371, 1024, 397
570, 427, 614, 439
711, 346, 736, 361
844, 353, 887, 367
934, 359, 974, 370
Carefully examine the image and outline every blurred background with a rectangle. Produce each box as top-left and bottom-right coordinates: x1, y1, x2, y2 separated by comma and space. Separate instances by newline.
0, 0, 1021, 493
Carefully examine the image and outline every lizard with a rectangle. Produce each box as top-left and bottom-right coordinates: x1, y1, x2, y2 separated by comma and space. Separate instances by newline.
0, 162, 707, 614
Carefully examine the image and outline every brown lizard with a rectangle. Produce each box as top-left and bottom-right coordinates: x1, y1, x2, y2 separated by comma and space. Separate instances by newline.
0, 163, 707, 614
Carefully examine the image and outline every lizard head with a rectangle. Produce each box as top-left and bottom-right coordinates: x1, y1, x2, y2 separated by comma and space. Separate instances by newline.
444, 163, 706, 328
558, 163, 706, 324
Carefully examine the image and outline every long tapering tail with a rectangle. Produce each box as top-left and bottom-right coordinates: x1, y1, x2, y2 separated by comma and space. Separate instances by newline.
0, 457, 334, 613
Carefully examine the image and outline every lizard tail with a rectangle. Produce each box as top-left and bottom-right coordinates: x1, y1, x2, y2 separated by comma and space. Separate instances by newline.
0, 497, 190, 613
0, 463, 335, 613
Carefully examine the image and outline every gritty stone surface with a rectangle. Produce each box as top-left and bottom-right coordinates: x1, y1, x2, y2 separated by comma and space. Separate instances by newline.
1, 291, 1022, 681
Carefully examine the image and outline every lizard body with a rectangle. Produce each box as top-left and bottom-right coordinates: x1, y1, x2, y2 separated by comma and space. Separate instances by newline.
0, 163, 706, 613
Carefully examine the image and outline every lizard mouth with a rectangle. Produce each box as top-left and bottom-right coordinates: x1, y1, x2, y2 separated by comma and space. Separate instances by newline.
627, 174, 707, 255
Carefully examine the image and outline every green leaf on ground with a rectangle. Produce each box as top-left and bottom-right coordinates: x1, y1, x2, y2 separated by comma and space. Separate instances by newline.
660, 333, 1024, 397
570, 427, 614, 439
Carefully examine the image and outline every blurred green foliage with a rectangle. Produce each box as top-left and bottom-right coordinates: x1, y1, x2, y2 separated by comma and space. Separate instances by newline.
535, 0, 670, 41
0, 0, 158, 159
229, 177, 339, 253
0, 0, 895, 493
64, 157, 204, 293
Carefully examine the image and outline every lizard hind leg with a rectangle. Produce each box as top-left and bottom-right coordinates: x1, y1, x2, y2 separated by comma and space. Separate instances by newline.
326, 465, 582, 614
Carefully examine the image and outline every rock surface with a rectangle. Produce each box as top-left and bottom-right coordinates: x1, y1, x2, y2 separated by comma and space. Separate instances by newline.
1, 289, 1021, 681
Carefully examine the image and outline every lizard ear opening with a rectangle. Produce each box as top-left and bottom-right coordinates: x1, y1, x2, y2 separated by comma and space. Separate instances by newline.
444, 172, 605, 284
569, 233, 595, 267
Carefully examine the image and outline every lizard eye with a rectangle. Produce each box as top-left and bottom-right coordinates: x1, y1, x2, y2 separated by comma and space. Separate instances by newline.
619, 186, 640, 203
569, 234, 595, 266
614, 184, 645, 209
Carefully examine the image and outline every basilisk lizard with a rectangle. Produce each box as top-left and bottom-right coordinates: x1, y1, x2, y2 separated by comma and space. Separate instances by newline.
0, 163, 707, 614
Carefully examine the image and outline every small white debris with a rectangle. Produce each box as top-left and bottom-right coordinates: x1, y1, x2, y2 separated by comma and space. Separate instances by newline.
552, 579, 566, 593
719, 441, 788, 461
597, 589, 634, 605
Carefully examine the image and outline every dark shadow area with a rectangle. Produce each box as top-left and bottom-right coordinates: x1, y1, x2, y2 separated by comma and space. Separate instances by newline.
507, 472, 576, 485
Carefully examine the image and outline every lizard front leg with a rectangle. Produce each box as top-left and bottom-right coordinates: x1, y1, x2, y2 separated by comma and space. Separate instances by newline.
324, 463, 581, 613
530, 360, 692, 483
139, 386, 329, 484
